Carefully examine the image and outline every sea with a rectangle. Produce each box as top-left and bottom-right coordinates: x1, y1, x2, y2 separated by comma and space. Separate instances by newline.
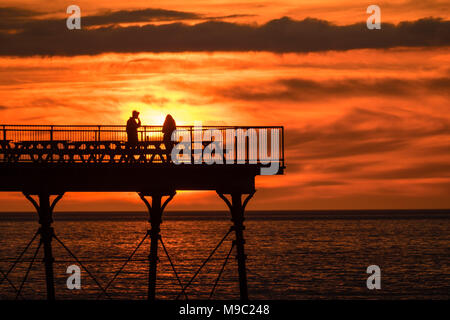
0, 210, 449, 300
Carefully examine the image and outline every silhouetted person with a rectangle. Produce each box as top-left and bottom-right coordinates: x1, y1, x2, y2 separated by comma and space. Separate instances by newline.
126, 110, 141, 147
162, 114, 176, 161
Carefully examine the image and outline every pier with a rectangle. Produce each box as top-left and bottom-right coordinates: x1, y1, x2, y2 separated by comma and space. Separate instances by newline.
0, 124, 284, 300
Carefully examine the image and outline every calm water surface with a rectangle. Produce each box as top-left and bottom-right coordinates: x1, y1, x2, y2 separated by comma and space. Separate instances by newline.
0, 211, 448, 299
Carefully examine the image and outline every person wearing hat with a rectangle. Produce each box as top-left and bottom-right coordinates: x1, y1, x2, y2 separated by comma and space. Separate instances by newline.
126, 110, 141, 147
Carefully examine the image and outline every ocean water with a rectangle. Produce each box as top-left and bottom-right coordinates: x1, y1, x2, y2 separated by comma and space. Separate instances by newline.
0, 211, 449, 300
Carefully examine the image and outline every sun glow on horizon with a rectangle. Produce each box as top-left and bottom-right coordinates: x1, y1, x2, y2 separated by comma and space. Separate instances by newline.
122, 100, 212, 127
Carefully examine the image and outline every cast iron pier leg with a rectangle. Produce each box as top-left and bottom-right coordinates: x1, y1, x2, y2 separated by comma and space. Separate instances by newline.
217, 191, 255, 300
139, 191, 175, 301
39, 194, 55, 300
23, 192, 64, 300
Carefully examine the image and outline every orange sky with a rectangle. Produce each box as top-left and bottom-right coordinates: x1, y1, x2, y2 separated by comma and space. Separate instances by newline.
2, 0, 449, 24
0, 1, 449, 211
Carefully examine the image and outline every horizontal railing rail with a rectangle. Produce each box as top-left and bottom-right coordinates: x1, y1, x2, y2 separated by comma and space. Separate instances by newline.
0, 125, 284, 168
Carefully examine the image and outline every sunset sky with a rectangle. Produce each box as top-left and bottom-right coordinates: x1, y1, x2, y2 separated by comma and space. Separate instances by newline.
0, 1, 449, 211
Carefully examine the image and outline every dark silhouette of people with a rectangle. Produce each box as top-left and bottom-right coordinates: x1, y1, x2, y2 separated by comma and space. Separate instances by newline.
126, 110, 141, 147
162, 114, 176, 161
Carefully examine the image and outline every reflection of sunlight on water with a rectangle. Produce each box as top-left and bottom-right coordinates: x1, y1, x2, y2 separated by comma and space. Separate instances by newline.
0, 216, 449, 300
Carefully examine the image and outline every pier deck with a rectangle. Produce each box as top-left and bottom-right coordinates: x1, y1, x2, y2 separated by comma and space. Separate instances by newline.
0, 124, 284, 193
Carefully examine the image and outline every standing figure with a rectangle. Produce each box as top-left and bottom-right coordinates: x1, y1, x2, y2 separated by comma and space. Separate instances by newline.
162, 114, 176, 161
126, 110, 141, 147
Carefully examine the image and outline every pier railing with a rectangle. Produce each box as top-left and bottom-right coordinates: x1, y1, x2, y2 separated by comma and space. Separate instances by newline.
0, 125, 284, 167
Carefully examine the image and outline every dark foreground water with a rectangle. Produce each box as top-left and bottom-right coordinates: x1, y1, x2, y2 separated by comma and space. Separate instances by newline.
0, 211, 449, 300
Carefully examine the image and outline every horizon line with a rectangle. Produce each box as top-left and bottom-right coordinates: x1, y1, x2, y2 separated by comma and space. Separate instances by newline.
1, 208, 449, 214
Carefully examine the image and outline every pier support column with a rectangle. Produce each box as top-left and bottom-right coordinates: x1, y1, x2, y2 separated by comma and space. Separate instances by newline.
138, 191, 175, 301
217, 191, 255, 300
23, 192, 64, 301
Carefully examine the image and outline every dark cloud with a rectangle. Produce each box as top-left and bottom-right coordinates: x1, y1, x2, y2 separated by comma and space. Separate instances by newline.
0, 7, 42, 18
317, 161, 381, 174
0, 12, 448, 56
300, 139, 408, 160
357, 162, 450, 180
81, 9, 201, 26
302, 180, 346, 187
217, 77, 450, 101
0, 7, 204, 33
0, 6, 46, 30
0, 7, 252, 31
206, 14, 256, 20
413, 144, 450, 156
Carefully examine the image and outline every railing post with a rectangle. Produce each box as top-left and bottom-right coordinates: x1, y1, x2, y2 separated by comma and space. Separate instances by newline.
97, 126, 101, 162
190, 126, 194, 164
281, 127, 285, 168
50, 126, 53, 141
245, 135, 249, 164
234, 132, 238, 164
2, 125, 6, 141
